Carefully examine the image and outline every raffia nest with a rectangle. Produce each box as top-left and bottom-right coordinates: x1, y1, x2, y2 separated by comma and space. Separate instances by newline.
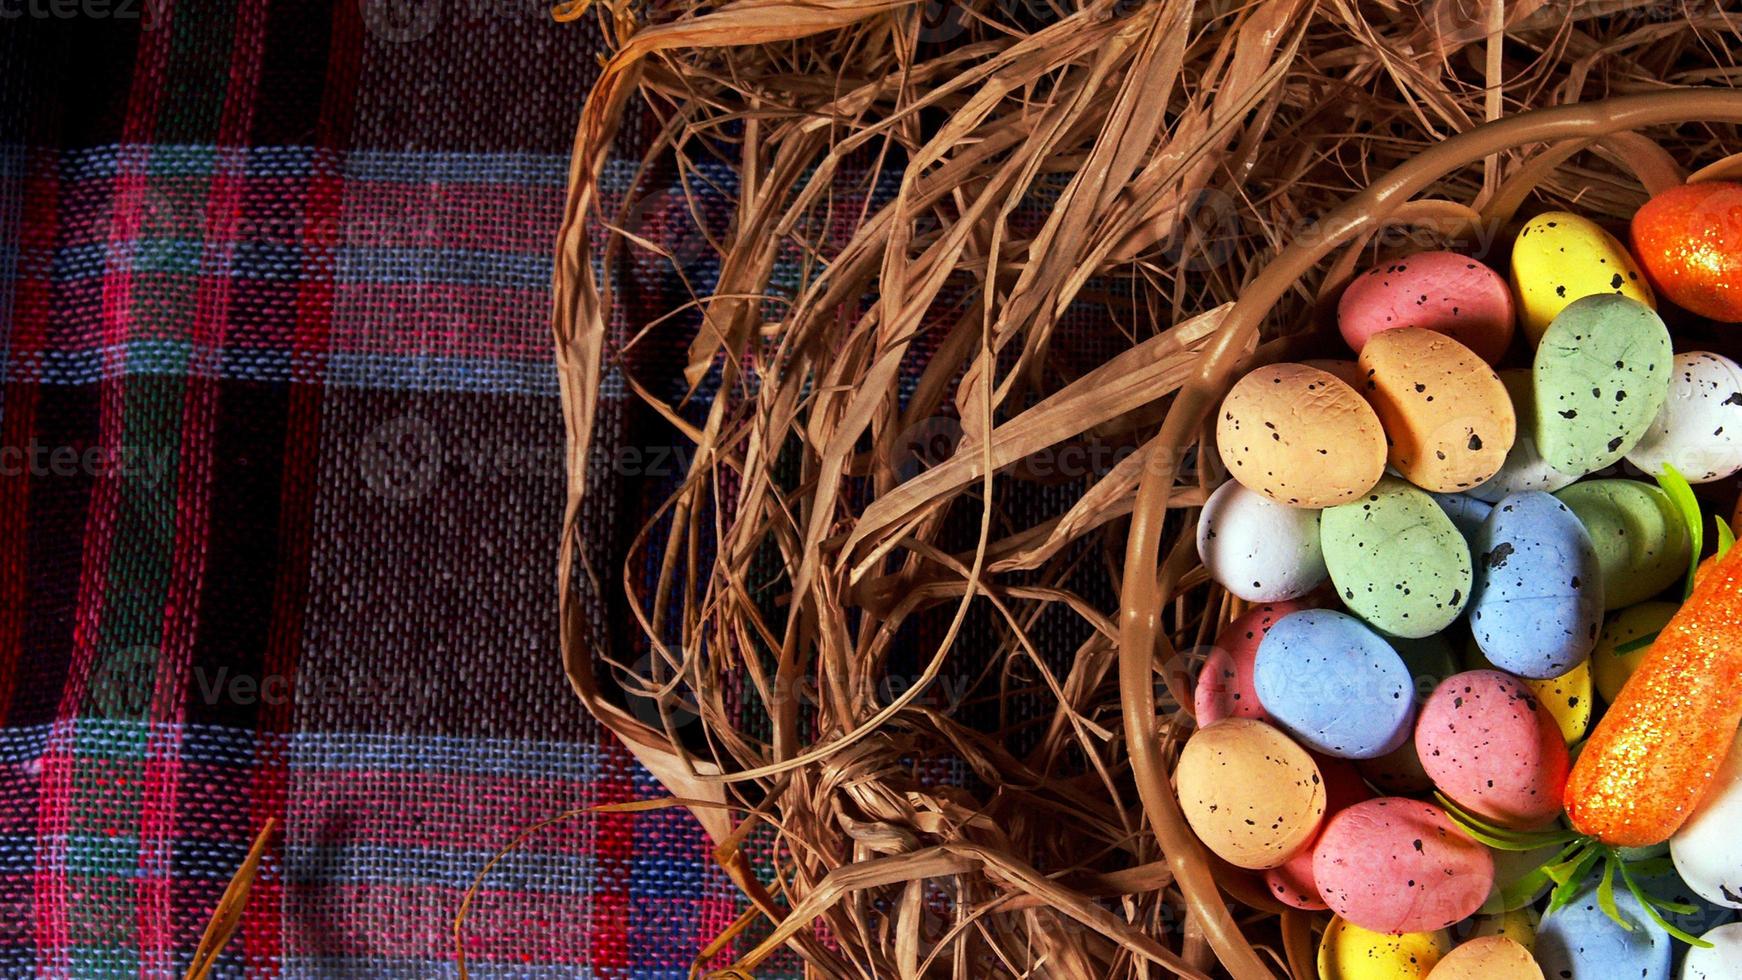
546, 2, 1742, 976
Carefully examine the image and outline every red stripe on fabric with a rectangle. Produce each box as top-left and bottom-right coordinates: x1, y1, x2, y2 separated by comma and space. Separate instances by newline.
589, 738, 636, 970
137, 1, 275, 970
337, 179, 563, 254
328, 284, 553, 359
0, 154, 59, 728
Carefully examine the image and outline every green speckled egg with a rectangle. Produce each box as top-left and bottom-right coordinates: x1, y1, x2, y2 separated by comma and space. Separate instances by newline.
1321, 476, 1472, 638
1555, 479, 1690, 609
1531, 294, 1672, 476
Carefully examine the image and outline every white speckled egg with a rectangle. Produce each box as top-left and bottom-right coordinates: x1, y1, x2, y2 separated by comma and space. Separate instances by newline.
1197, 480, 1327, 602
1627, 351, 1742, 484
1681, 922, 1742, 980
1671, 726, 1742, 909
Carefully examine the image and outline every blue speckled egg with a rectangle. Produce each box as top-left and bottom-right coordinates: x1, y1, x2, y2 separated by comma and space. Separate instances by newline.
1255, 610, 1415, 759
1468, 491, 1604, 679
1429, 491, 1492, 546
1534, 884, 1670, 980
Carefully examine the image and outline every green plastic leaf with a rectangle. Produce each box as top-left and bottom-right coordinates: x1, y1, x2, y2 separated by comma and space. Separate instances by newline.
1656, 463, 1704, 597
1614, 630, 1661, 655
1619, 860, 1715, 948
1597, 856, 1631, 932
1717, 514, 1735, 560
1547, 847, 1603, 914
1432, 794, 1581, 850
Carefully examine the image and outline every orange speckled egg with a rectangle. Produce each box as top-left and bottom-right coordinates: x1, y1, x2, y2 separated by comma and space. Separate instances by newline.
1358, 328, 1515, 492
1425, 936, 1542, 980
1177, 718, 1326, 870
1631, 180, 1742, 322
1217, 364, 1387, 508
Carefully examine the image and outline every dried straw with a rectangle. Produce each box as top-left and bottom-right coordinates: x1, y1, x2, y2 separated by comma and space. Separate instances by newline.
540, 2, 1742, 976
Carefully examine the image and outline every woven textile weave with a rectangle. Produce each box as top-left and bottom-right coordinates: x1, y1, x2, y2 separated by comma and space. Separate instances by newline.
0, 3, 752, 975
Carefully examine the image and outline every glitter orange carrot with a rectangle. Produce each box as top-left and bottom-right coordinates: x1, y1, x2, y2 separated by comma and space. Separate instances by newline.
1565, 541, 1742, 847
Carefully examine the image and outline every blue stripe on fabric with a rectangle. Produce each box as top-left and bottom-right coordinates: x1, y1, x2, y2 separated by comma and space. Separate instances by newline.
285, 841, 593, 896
345, 150, 567, 186
287, 730, 602, 781
333, 247, 550, 288
281, 958, 600, 979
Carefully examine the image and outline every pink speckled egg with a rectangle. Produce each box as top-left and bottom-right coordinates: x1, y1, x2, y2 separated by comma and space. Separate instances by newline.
1313, 798, 1494, 935
1194, 601, 1315, 724
1264, 754, 1373, 910
1415, 671, 1567, 829
1339, 252, 1515, 364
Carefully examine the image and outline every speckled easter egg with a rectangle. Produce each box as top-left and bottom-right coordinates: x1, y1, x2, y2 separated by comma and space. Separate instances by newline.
1630, 180, 1742, 322
1358, 738, 1436, 794
1460, 907, 1540, 950
1468, 491, 1604, 679
1415, 670, 1568, 828
1627, 351, 1742, 484
1194, 600, 1313, 725
1217, 364, 1388, 508
1197, 480, 1326, 602
1359, 328, 1516, 492
1313, 798, 1494, 935
1321, 477, 1472, 638
1176, 718, 1326, 870
1304, 358, 1368, 389
1681, 923, 1742, 980
1672, 727, 1742, 910
1471, 370, 1579, 503
1255, 610, 1416, 759
1592, 602, 1678, 704
1339, 252, 1516, 363
1511, 211, 1654, 345
1430, 492, 1494, 546
1263, 755, 1373, 910
1532, 294, 1673, 475
1425, 937, 1542, 980
1535, 885, 1671, 980
1461, 639, 1591, 743
1556, 479, 1690, 609
1320, 918, 1451, 980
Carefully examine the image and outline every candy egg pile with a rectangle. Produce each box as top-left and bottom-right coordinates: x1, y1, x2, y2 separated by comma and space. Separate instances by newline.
1188, 198, 1742, 979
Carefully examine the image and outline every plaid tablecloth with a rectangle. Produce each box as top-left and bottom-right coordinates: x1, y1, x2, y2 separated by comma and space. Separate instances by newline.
0, 2, 741, 976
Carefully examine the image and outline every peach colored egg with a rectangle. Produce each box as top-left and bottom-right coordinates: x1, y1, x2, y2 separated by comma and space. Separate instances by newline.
1302, 358, 1366, 389
1194, 601, 1314, 725
1358, 328, 1516, 493
1263, 754, 1372, 910
1217, 364, 1387, 508
1415, 670, 1568, 829
1313, 798, 1494, 934
1177, 719, 1326, 870
1338, 252, 1515, 363
1424, 936, 1542, 980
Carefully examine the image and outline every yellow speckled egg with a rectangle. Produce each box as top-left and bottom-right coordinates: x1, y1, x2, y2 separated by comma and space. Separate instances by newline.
1319, 917, 1450, 980
1177, 718, 1326, 869
1425, 936, 1543, 980
1462, 906, 1539, 951
1460, 638, 1590, 743
1217, 364, 1387, 508
1511, 211, 1654, 345
1592, 601, 1679, 704
1359, 328, 1515, 492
